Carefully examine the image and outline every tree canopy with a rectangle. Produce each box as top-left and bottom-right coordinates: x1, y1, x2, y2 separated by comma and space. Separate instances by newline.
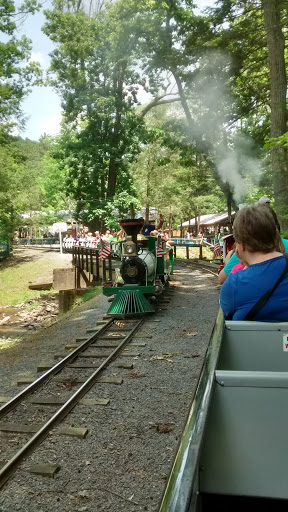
1, 0, 287, 236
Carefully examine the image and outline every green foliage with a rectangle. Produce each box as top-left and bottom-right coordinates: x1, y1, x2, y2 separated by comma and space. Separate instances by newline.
0, 133, 69, 241
42, 1, 150, 227
0, 0, 42, 124
264, 132, 288, 150
1, 0, 285, 236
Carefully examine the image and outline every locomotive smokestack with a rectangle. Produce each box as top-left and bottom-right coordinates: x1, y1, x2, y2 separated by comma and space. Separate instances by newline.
120, 218, 144, 244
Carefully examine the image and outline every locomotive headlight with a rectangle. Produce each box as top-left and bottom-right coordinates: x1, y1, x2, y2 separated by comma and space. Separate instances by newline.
126, 245, 134, 254
122, 237, 137, 256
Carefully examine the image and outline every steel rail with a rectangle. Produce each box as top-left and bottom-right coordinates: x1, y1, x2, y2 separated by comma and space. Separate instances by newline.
0, 318, 144, 489
181, 259, 219, 277
158, 309, 224, 512
0, 318, 114, 418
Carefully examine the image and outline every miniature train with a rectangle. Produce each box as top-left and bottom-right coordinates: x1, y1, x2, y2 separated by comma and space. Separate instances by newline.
103, 218, 173, 317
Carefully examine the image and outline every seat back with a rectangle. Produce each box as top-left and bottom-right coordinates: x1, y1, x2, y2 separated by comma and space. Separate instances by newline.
217, 321, 288, 371
200, 370, 288, 498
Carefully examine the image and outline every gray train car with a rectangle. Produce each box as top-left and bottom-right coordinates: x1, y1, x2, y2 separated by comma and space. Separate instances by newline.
159, 311, 288, 511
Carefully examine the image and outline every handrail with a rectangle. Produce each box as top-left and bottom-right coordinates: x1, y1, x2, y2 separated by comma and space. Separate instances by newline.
158, 308, 224, 512
17, 238, 59, 246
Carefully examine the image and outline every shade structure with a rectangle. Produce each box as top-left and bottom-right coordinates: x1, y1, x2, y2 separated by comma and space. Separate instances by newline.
107, 290, 155, 317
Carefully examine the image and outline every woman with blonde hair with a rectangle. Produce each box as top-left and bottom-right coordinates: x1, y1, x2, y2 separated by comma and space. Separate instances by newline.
220, 204, 288, 321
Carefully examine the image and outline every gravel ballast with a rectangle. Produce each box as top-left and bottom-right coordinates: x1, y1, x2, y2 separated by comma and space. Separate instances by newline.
0, 262, 219, 512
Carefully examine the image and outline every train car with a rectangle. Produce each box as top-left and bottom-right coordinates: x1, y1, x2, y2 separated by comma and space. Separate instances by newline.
103, 218, 173, 317
159, 310, 288, 511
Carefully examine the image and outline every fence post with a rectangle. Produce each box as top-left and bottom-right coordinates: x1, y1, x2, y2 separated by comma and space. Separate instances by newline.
186, 246, 189, 259
96, 250, 100, 279
199, 243, 203, 260
90, 250, 93, 276
108, 254, 112, 281
85, 248, 89, 272
103, 259, 106, 282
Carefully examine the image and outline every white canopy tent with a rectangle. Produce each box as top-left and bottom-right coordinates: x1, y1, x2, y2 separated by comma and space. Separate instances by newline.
180, 212, 235, 228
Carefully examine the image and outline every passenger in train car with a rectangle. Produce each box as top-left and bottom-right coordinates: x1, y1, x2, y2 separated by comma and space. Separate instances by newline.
117, 229, 125, 241
218, 198, 288, 284
142, 213, 164, 237
230, 260, 247, 273
220, 205, 288, 321
224, 243, 247, 274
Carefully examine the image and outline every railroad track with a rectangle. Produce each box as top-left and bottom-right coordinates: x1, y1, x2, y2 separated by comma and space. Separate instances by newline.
175, 258, 220, 277
0, 290, 175, 490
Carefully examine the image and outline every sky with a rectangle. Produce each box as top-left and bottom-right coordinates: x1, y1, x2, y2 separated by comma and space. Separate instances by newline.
17, 0, 217, 141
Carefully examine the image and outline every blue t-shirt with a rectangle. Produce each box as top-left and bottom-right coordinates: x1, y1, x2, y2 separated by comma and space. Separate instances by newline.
220, 255, 288, 321
223, 239, 288, 275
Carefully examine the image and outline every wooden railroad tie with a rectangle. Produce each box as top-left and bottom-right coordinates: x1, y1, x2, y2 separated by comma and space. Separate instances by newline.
65, 342, 146, 349
37, 362, 133, 372
0, 423, 88, 438
0, 397, 109, 406
54, 351, 140, 359
16, 376, 123, 386
27, 463, 60, 478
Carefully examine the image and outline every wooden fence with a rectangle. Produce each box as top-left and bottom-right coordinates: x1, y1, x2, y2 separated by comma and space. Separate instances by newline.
67, 246, 114, 284
0, 242, 10, 261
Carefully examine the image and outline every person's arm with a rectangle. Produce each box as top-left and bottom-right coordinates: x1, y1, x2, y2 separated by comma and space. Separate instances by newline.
156, 214, 164, 230
218, 252, 240, 284
225, 249, 234, 264
218, 268, 228, 284
219, 275, 236, 319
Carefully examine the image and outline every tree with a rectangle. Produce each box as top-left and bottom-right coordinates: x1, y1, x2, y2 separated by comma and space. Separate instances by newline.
0, 0, 41, 128
131, 111, 226, 232
262, 0, 288, 226
43, 0, 146, 226
207, 0, 288, 223
102, 0, 254, 215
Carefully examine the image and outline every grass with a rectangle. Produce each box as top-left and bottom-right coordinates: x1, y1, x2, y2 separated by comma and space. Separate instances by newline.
0, 255, 103, 308
0, 258, 57, 306
0, 337, 22, 351
175, 246, 219, 262
0, 253, 68, 306
74, 286, 102, 306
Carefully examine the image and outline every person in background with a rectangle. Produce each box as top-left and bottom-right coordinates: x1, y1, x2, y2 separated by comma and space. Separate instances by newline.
218, 198, 288, 284
220, 205, 288, 321
109, 230, 117, 242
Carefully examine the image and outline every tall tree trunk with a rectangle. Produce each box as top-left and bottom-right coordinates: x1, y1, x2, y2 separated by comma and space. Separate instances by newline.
262, 0, 288, 228
169, 211, 173, 237
145, 206, 150, 223
107, 62, 125, 199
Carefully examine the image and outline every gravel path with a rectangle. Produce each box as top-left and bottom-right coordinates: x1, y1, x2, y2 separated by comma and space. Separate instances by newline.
0, 262, 220, 512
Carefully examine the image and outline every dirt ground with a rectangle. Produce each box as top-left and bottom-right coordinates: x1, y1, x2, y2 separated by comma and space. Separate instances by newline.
0, 262, 220, 512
